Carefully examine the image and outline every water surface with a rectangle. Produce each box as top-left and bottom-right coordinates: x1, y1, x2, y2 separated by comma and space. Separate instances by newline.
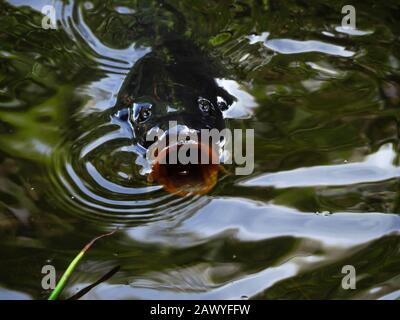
0, 0, 399, 299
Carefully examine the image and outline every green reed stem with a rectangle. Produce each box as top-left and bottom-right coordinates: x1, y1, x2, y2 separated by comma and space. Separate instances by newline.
48, 230, 117, 300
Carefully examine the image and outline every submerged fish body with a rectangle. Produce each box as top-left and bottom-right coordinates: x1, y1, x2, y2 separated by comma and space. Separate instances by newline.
114, 40, 235, 195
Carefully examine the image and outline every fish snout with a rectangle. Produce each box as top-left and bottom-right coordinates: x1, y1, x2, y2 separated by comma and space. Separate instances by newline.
147, 125, 221, 196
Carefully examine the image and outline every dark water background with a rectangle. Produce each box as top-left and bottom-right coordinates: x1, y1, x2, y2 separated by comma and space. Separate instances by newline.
0, 0, 399, 299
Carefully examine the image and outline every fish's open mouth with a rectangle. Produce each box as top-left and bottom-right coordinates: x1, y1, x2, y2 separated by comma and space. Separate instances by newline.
149, 142, 221, 196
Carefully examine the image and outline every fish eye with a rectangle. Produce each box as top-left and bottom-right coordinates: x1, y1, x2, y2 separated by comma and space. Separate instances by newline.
198, 97, 212, 113
133, 103, 152, 123
217, 96, 229, 111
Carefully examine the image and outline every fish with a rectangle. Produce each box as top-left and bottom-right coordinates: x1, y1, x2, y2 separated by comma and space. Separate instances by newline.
114, 39, 235, 196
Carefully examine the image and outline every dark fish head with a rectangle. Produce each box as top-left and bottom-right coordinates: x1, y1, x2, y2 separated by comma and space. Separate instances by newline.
131, 92, 232, 196
132, 97, 228, 148
116, 51, 235, 196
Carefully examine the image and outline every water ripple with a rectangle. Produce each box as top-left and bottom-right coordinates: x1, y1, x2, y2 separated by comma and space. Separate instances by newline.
60, 0, 150, 74
240, 144, 399, 188
247, 32, 355, 57
43, 0, 209, 225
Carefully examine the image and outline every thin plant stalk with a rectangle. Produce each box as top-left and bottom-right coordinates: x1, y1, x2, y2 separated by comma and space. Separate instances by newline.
48, 230, 117, 300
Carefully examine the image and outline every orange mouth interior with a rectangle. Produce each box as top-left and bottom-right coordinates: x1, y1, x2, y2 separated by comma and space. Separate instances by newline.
149, 143, 221, 196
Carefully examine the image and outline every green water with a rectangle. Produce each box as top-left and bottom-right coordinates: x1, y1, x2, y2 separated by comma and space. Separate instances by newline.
0, 0, 399, 299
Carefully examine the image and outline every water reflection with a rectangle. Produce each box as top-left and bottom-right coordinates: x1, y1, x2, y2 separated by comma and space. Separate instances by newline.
0, 0, 399, 300
241, 143, 399, 188
247, 32, 355, 57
